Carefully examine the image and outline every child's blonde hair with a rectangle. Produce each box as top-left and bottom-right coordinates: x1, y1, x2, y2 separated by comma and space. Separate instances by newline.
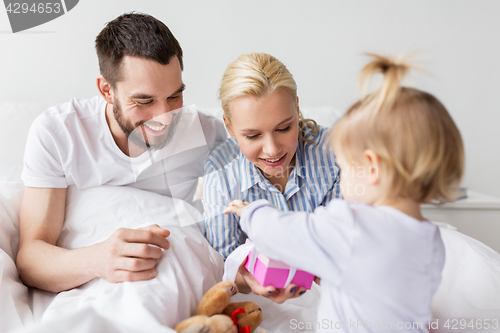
332, 54, 464, 203
218, 52, 318, 144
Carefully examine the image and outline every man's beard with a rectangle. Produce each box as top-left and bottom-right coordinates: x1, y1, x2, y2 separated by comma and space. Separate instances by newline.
113, 99, 182, 152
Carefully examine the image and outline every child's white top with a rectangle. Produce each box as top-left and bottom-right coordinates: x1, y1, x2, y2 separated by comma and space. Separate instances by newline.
240, 199, 444, 333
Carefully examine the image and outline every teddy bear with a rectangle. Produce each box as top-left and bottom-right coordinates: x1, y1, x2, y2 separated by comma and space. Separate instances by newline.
174, 281, 263, 333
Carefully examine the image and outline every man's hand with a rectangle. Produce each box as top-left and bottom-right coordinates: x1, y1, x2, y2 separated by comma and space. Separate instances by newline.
235, 259, 306, 304
223, 200, 250, 217
18, 186, 172, 292
94, 224, 170, 283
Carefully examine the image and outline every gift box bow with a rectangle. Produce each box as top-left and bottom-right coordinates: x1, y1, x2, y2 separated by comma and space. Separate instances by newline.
223, 240, 298, 288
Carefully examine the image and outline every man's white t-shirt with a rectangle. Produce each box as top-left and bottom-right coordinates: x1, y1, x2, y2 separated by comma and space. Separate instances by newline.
22, 96, 226, 203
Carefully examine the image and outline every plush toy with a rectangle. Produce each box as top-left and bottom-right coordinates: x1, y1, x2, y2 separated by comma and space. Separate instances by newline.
175, 281, 263, 333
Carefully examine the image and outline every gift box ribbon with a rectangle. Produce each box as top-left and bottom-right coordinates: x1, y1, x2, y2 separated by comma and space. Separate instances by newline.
223, 241, 298, 288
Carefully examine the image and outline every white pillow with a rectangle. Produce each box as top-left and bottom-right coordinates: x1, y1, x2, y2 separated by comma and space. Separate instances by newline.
0, 166, 33, 330
0, 249, 34, 331
432, 226, 500, 321
0, 166, 25, 259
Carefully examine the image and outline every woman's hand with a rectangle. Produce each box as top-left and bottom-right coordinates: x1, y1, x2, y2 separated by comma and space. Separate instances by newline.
223, 200, 250, 217
235, 259, 306, 304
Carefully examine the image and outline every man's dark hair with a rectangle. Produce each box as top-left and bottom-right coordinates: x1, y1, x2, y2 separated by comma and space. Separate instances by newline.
95, 12, 183, 87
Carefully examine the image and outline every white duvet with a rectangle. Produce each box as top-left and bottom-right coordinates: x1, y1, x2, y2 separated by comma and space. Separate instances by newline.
3, 183, 226, 332
1, 169, 500, 333
0, 176, 319, 333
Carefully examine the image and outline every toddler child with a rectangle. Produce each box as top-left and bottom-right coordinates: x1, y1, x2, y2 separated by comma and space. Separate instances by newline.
224, 54, 464, 332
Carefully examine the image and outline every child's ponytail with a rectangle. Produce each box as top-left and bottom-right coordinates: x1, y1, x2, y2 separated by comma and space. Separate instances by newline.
332, 53, 464, 203
359, 54, 412, 115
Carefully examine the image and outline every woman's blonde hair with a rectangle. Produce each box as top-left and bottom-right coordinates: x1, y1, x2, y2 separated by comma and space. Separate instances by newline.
332, 54, 464, 203
218, 52, 318, 144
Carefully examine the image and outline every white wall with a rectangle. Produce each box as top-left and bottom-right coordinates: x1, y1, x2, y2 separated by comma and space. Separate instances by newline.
1, 0, 499, 197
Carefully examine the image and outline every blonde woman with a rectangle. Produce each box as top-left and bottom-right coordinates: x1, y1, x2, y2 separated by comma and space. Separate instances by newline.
202, 53, 341, 303
225, 54, 464, 330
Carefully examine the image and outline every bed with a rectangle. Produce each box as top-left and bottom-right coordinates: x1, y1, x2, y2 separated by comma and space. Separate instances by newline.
1, 101, 499, 333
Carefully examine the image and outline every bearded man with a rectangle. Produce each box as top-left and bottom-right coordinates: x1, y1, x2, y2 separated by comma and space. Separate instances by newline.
17, 13, 225, 293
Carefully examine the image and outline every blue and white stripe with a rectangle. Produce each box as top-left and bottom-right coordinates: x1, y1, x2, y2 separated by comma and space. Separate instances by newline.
202, 125, 341, 258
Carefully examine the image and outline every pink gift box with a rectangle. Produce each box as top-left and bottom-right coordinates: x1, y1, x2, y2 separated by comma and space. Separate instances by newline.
244, 241, 314, 290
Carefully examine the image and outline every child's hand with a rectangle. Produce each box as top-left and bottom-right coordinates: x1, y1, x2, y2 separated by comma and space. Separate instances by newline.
223, 200, 250, 217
